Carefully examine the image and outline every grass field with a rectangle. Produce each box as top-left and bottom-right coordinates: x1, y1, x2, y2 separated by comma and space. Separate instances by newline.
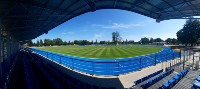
39, 45, 162, 59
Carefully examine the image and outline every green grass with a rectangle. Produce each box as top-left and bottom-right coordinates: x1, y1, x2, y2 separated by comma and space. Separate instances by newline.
39, 45, 162, 59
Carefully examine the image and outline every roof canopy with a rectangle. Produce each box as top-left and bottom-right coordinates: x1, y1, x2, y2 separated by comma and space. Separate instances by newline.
1, 0, 200, 41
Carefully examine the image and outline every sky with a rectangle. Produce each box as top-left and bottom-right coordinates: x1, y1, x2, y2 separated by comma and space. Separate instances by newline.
32, 9, 186, 42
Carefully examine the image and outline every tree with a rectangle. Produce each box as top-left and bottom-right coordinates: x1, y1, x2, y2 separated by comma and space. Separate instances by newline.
56, 38, 63, 46
63, 41, 67, 45
125, 39, 128, 44
149, 38, 154, 43
40, 39, 43, 46
129, 40, 134, 44
68, 40, 71, 45
36, 40, 40, 46
140, 37, 149, 44
112, 31, 122, 45
95, 39, 98, 45
171, 38, 177, 45
91, 40, 94, 44
165, 38, 172, 44
177, 19, 200, 46
44, 39, 52, 46
154, 38, 163, 42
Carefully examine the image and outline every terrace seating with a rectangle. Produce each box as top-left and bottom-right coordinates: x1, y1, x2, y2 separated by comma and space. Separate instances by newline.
140, 69, 174, 89
134, 69, 163, 85
193, 74, 200, 88
160, 69, 189, 89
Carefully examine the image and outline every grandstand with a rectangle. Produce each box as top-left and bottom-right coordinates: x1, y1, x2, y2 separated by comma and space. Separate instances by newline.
1, 0, 200, 89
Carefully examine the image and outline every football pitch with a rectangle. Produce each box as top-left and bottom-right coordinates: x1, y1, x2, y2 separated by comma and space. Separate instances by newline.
39, 45, 162, 59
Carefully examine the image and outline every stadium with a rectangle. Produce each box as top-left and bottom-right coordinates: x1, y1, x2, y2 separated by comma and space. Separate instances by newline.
1, 0, 200, 89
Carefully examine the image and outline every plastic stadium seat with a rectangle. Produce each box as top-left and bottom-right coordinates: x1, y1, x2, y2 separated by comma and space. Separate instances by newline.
141, 83, 147, 89
177, 73, 183, 78
168, 78, 175, 88
193, 80, 200, 88
173, 75, 180, 83
162, 82, 170, 89
196, 76, 200, 82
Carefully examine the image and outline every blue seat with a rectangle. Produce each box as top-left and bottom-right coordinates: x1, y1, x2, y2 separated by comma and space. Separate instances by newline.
196, 76, 200, 82
147, 80, 153, 87
193, 80, 200, 88
162, 82, 170, 89
168, 78, 175, 88
177, 73, 183, 78
173, 75, 179, 84
141, 83, 147, 89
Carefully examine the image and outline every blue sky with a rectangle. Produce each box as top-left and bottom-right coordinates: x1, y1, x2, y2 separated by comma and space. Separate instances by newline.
32, 9, 186, 42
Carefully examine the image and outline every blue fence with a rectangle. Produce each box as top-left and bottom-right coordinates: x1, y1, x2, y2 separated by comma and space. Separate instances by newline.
30, 47, 180, 76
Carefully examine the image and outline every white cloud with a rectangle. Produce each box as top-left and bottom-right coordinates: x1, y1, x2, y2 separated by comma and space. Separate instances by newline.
62, 31, 75, 35
143, 34, 148, 37
67, 31, 74, 34
92, 33, 102, 40
91, 22, 142, 29
62, 32, 66, 34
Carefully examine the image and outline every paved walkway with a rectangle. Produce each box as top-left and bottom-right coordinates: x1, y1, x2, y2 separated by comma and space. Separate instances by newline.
119, 51, 200, 88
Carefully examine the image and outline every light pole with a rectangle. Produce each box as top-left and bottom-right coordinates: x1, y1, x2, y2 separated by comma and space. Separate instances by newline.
193, 51, 195, 69
183, 49, 186, 70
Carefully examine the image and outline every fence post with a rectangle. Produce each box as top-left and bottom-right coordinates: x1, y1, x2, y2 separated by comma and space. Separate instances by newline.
46, 52, 48, 58
118, 61, 119, 75
183, 50, 185, 70
155, 55, 157, 65
92, 61, 94, 75
72, 58, 74, 70
60, 55, 62, 64
180, 49, 181, 60
140, 58, 142, 70
193, 51, 195, 69
52, 53, 53, 61
173, 53, 175, 66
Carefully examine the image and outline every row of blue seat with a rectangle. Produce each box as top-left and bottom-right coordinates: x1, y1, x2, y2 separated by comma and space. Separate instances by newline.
134, 69, 163, 85
141, 69, 174, 89
160, 69, 189, 89
192, 74, 200, 88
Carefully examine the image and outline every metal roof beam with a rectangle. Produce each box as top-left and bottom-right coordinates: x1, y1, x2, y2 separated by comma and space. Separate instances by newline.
142, 0, 173, 20
7, 25, 50, 30
162, 0, 186, 17
40, 0, 65, 28
126, 1, 160, 18
35, 0, 50, 26
187, 0, 200, 15
113, 0, 118, 8
82, 0, 96, 12
159, 0, 196, 12
44, 0, 81, 26
5, 14, 69, 18
2, 0, 76, 16
3, 3, 18, 18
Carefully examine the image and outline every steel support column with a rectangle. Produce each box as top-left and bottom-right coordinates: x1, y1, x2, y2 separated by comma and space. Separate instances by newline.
0, 18, 2, 84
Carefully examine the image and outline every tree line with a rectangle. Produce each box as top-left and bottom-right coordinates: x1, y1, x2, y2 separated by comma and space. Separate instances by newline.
27, 37, 177, 47
27, 38, 136, 47
177, 19, 200, 46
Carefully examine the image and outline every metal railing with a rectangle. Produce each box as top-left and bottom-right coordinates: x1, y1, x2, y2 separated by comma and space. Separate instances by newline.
30, 47, 180, 76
